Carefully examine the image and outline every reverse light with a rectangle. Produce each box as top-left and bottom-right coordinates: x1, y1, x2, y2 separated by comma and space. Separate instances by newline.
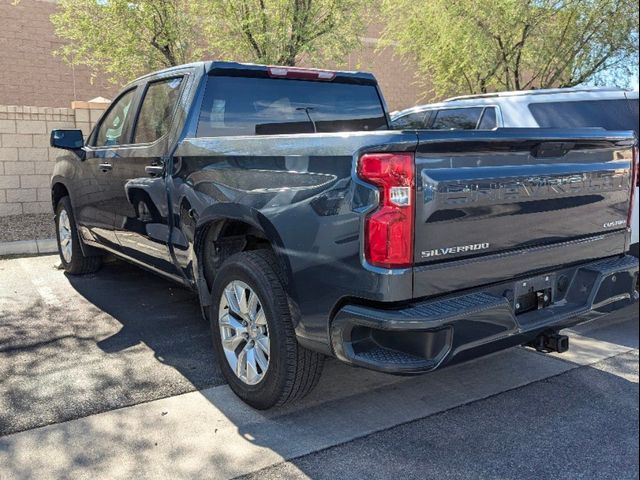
357, 152, 415, 268
267, 66, 336, 81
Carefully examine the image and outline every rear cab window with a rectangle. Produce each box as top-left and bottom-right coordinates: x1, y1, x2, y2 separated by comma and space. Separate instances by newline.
197, 75, 388, 137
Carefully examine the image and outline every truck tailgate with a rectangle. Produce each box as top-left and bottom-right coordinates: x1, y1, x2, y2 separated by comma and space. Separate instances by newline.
413, 129, 636, 297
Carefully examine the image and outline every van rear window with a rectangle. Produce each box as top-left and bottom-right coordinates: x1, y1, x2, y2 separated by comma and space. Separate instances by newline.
528, 99, 639, 136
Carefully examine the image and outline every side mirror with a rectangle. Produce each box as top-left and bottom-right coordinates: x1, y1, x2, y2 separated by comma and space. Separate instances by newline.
50, 129, 84, 151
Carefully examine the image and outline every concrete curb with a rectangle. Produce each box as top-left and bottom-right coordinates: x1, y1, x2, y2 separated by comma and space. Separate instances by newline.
0, 238, 57, 257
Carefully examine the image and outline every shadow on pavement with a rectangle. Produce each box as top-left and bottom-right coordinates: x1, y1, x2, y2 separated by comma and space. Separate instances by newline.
1, 254, 638, 480
0, 257, 222, 437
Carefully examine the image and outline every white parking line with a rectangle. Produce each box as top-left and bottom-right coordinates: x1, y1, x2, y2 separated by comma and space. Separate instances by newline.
12, 257, 63, 309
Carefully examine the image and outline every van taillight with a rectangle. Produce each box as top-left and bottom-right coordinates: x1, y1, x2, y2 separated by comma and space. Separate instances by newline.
628, 145, 639, 228
357, 152, 414, 268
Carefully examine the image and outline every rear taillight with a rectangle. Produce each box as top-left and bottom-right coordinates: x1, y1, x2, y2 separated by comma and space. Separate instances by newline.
628, 145, 639, 228
357, 152, 415, 268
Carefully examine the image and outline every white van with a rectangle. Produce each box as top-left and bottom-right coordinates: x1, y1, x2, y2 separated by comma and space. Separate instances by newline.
390, 87, 639, 256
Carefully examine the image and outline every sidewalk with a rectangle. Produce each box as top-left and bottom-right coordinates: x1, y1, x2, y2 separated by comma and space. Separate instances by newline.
0, 238, 57, 256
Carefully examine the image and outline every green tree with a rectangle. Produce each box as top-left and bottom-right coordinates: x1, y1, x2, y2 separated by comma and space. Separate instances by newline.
51, 0, 367, 84
199, 0, 366, 66
380, 0, 640, 99
51, 0, 204, 83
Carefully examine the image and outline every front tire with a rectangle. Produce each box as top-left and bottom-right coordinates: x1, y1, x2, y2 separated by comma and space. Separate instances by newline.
210, 250, 324, 409
55, 196, 102, 275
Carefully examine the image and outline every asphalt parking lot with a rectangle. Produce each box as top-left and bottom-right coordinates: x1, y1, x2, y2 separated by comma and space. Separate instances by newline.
0, 255, 638, 480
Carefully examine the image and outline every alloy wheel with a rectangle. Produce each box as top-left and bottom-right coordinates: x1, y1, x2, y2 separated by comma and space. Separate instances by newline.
218, 280, 270, 385
58, 208, 73, 263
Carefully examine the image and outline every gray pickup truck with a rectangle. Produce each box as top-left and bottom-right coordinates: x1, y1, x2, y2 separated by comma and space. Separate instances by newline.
50, 61, 639, 408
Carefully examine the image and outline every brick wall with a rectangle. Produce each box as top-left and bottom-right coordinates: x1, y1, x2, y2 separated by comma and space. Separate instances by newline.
0, 101, 107, 216
0, 1, 424, 112
0, 0, 118, 108
298, 22, 426, 111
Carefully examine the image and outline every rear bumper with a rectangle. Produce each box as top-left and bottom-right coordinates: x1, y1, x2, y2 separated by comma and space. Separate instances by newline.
331, 255, 639, 374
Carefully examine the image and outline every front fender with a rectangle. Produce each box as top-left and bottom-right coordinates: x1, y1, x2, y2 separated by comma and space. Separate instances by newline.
51, 154, 81, 208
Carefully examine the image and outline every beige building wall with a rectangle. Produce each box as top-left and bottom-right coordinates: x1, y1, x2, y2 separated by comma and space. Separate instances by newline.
343, 21, 427, 111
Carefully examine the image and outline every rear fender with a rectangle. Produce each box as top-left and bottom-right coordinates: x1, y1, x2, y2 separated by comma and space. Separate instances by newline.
193, 203, 291, 308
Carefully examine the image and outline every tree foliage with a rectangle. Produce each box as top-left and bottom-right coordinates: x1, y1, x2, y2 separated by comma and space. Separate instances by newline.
51, 0, 203, 83
380, 0, 640, 99
200, 0, 366, 66
51, 0, 367, 84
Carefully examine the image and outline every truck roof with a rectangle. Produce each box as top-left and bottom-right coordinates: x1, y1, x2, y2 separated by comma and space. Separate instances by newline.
126, 60, 378, 87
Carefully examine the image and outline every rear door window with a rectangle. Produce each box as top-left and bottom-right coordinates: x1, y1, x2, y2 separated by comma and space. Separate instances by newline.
430, 107, 484, 130
528, 99, 639, 134
134, 77, 184, 144
197, 75, 387, 137
477, 107, 498, 130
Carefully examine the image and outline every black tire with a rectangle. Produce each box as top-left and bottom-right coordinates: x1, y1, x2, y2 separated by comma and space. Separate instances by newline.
210, 250, 324, 409
55, 196, 102, 275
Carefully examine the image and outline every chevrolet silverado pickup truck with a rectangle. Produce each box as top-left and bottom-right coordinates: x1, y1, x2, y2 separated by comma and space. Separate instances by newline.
50, 61, 639, 409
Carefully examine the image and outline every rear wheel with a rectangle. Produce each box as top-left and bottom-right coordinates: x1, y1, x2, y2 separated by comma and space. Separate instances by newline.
210, 250, 324, 409
55, 196, 102, 275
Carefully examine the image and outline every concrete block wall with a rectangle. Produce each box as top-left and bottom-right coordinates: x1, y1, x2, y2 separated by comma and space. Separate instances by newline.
0, 100, 109, 216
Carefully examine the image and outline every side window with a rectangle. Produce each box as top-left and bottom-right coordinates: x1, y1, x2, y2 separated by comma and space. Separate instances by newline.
94, 88, 136, 147
477, 107, 498, 130
134, 77, 184, 144
391, 111, 429, 129
430, 107, 484, 130
528, 99, 639, 135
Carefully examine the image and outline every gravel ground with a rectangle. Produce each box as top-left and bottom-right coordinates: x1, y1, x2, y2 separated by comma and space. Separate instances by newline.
0, 213, 55, 242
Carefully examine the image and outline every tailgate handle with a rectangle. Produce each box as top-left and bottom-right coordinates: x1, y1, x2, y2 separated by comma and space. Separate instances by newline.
531, 142, 575, 159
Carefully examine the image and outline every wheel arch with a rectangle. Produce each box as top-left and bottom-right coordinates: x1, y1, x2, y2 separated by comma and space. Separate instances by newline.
192, 204, 294, 310
51, 177, 71, 209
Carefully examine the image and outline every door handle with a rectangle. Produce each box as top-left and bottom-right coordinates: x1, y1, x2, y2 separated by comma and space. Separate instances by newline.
145, 165, 165, 177
99, 162, 112, 172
